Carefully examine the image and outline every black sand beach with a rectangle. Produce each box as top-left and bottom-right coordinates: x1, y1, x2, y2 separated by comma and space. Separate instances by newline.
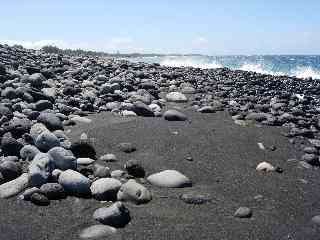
1, 108, 320, 240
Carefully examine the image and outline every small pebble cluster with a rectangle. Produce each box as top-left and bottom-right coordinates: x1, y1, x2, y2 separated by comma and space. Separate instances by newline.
1, 44, 320, 237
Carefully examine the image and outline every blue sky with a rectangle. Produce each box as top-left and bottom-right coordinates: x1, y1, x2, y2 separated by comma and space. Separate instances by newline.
1, 0, 319, 55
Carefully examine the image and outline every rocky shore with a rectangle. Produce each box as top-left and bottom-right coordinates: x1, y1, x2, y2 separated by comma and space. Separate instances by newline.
0, 44, 320, 239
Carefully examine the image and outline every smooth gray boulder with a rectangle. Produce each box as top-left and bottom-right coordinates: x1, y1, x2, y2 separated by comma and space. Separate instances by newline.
48, 147, 77, 170
30, 123, 49, 140
20, 145, 40, 161
37, 112, 63, 131
90, 178, 122, 201
0, 173, 30, 198
29, 153, 54, 187
35, 131, 60, 152
147, 170, 192, 188
93, 202, 131, 228
117, 179, 152, 204
58, 169, 91, 196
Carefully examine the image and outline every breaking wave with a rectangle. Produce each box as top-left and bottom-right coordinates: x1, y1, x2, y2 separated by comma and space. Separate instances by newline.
160, 57, 223, 69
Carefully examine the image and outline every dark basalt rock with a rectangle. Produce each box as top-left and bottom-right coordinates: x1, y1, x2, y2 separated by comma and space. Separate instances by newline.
1, 136, 24, 157
124, 159, 145, 178
70, 140, 96, 159
37, 112, 63, 131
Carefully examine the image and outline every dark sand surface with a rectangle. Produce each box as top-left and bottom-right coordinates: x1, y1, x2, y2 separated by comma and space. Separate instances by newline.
1, 106, 320, 240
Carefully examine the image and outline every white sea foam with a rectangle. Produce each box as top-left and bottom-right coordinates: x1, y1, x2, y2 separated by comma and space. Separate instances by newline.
291, 66, 320, 80
154, 56, 320, 80
160, 57, 223, 69
239, 63, 284, 76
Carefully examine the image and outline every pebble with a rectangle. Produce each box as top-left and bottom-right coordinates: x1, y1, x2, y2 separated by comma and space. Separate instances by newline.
163, 109, 188, 121
93, 202, 131, 228
40, 183, 66, 200
234, 207, 253, 218
93, 164, 111, 178
77, 157, 95, 165
166, 92, 188, 102
99, 154, 117, 162
117, 179, 152, 204
256, 162, 276, 172
147, 170, 192, 188
180, 192, 211, 204
20, 187, 40, 201
79, 225, 118, 239
117, 142, 136, 153
90, 178, 122, 201
124, 159, 146, 178
30, 192, 50, 206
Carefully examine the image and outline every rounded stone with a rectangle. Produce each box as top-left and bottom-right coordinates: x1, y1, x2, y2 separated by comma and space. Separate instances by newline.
0, 161, 22, 182
1, 136, 24, 157
234, 207, 253, 218
163, 109, 188, 121
35, 131, 60, 152
147, 170, 192, 188
48, 147, 77, 170
30, 192, 50, 206
79, 225, 118, 239
117, 179, 152, 204
37, 112, 63, 131
180, 192, 211, 205
70, 141, 96, 159
93, 202, 131, 228
21, 187, 40, 201
20, 145, 40, 161
40, 183, 66, 200
77, 158, 95, 165
30, 123, 49, 140
90, 178, 122, 201
93, 164, 111, 178
28, 153, 54, 188
256, 162, 275, 172
58, 169, 91, 196
301, 153, 319, 166
99, 154, 117, 162
124, 159, 145, 178
35, 100, 53, 111
117, 142, 136, 153
166, 92, 188, 102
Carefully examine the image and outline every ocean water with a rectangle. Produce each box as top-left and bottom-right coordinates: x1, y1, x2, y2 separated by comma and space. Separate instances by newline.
125, 55, 320, 80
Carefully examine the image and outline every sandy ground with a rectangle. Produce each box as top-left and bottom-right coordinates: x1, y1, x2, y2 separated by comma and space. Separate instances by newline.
1, 106, 320, 240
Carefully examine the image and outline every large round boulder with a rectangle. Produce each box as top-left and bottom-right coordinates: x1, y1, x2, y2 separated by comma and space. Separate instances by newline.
58, 169, 91, 196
